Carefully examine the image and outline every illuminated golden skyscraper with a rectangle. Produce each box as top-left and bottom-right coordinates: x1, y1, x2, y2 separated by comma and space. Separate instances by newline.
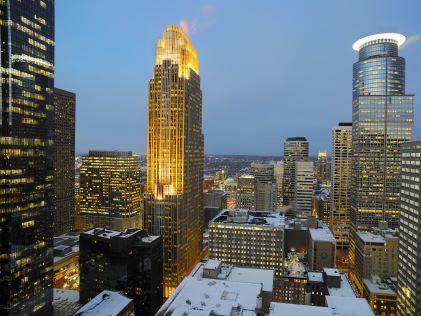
144, 26, 204, 298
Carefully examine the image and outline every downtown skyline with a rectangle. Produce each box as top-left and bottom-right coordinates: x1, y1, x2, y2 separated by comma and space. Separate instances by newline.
55, 0, 421, 156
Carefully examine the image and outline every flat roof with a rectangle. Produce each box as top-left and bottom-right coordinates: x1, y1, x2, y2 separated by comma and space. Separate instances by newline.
309, 226, 336, 242
270, 302, 332, 316
363, 277, 396, 295
352, 33, 405, 51
53, 288, 80, 304
211, 209, 285, 227
326, 296, 374, 316
327, 274, 356, 298
191, 262, 274, 292
73, 290, 132, 316
158, 276, 262, 316
308, 271, 323, 282
356, 231, 398, 244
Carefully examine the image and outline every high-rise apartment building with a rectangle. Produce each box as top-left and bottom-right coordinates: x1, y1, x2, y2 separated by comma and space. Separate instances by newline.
236, 175, 256, 210
349, 34, 414, 281
144, 26, 204, 297
0, 1, 55, 314
250, 163, 277, 212
283, 137, 309, 206
331, 123, 352, 250
274, 161, 284, 207
53, 88, 76, 236
397, 141, 421, 316
79, 228, 163, 316
350, 33, 414, 232
77, 150, 142, 230
295, 161, 314, 215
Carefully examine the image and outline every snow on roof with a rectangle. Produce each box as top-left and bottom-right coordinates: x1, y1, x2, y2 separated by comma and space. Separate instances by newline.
363, 277, 396, 295
73, 290, 132, 316
158, 276, 262, 316
270, 302, 332, 316
308, 271, 323, 282
224, 267, 274, 292
53, 288, 79, 304
327, 274, 356, 298
141, 235, 160, 243
326, 296, 374, 316
309, 226, 335, 242
211, 209, 285, 227
356, 231, 386, 244
204, 259, 221, 270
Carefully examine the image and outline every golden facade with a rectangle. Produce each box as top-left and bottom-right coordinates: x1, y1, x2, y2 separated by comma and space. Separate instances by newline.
145, 26, 204, 298
78, 151, 142, 230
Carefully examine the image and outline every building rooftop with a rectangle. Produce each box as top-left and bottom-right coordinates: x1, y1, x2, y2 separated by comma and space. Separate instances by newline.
286, 137, 308, 142
73, 290, 133, 316
157, 276, 263, 316
363, 275, 397, 295
284, 253, 307, 278
270, 297, 374, 316
356, 229, 398, 244
309, 224, 336, 242
211, 209, 285, 227
352, 33, 405, 51
326, 273, 356, 298
52, 288, 81, 316
308, 271, 323, 283
325, 296, 374, 316
53, 234, 80, 264
83, 227, 142, 239
191, 261, 274, 292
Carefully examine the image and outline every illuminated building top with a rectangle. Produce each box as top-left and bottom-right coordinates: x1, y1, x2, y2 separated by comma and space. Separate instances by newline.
352, 33, 405, 51
155, 25, 199, 78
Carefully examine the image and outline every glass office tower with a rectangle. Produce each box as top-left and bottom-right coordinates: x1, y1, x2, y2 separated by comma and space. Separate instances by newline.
144, 26, 204, 298
0, 1, 55, 314
349, 34, 414, 281
282, 137, 309, 206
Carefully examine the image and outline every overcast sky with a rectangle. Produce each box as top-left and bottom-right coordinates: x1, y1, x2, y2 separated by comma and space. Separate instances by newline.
55, 0, 421, 156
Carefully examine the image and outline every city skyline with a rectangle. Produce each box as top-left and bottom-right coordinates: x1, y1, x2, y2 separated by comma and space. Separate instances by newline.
55, 0, 421, 156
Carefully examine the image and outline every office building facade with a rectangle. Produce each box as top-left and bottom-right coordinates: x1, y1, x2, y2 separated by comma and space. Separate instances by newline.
53, 88, 76, 236
79, 228, 163, 316
283, 137, 309, 206
77, 150, 142, 230
236, 175, 256, 210
0, 1, 55, 314
144, 26, 204, 297
397, 141, 421, 316
250, 163, 277, 212
295, 161, 314, 215
331, 123, 352, 250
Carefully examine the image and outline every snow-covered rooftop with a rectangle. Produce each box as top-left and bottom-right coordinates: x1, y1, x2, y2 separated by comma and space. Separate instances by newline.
73, 290, 132, 316
270, 302, 332, 316
157, 276, 262, 316
308, 271, 323, 282
309, 225, 336, 242
363, 276, 397, 295
326, 273, 356, 298
326, 296, 374, 316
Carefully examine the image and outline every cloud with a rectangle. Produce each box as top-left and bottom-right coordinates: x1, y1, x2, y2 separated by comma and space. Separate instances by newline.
401, 34, 421, 49
179, 4, 215, 36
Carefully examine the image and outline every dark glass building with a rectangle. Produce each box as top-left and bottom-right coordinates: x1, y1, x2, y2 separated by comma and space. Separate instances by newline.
0, 1, 55, 314
53, 88, 76, 236
79, 228, 163, 316
282, 137, 309, 206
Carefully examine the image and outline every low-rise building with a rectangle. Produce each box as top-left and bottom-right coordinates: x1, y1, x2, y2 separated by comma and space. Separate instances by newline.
74, 290, 134, 316
308, 223, 336, 271
363, 275, 397, 316
53, 233, 80, 290
157, 260, 273, 316
353, 227, 398, 296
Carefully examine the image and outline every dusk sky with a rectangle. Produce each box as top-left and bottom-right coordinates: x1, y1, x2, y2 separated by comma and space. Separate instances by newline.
55, 0, 421, 156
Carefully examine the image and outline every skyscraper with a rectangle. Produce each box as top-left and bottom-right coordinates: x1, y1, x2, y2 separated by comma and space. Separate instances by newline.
295, 161, 314, 215
0, 1, 55, 314
282, 137, 309, 206
236, 175, 256, 210
397, 141, 421, 316
144, 26, 204, 298
250, 163, 276, 211
331, 123, 352, 251
314, 151, 330, 186
77, 150, 142, 230
349, 33, 414, 282
53, 88, 76, 236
